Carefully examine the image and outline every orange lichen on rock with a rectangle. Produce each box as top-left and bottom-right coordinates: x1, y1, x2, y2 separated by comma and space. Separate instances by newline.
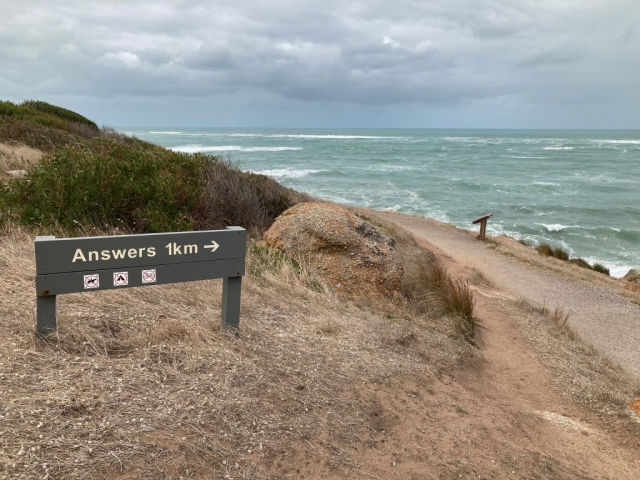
629, 398, 640, 415
263, 202, 403, 297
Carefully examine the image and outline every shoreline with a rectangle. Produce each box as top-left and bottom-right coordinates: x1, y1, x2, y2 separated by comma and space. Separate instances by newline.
349, 202, 637, 279
360, 206, 640, 379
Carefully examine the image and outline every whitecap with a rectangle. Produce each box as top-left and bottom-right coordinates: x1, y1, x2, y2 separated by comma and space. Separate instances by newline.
537, 223, 578, 232
170, 145, 303, 153
543, 146, 574, 150
592, 139, 640, 145
266, 134, 402, 140
253, 168, 323, 179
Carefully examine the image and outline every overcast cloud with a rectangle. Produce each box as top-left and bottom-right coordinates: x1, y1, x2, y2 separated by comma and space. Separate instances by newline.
1, 0, 639, 127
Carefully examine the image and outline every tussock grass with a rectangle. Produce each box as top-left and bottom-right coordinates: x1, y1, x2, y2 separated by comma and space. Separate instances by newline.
536, 242, 610, 276
398, 251, 475, 343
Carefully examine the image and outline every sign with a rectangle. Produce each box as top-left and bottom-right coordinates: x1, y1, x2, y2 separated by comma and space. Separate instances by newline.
142, 269, 156, 284
34, 227, 247, 336
113, 272, 128, 286
84, 274, 99, 289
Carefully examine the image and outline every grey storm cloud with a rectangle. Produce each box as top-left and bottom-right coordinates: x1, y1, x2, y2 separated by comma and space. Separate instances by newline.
1, 0, 639, 123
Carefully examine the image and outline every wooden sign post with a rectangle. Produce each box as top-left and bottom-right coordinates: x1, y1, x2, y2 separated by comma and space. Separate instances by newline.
34, 227, 247, 336
472, 213, 493, 240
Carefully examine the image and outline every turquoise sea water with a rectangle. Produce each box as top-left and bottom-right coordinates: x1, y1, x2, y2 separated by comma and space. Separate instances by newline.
122, 128, 640, 277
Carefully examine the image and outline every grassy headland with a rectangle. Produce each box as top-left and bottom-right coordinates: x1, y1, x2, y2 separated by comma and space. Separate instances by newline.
0, 100, 307, 234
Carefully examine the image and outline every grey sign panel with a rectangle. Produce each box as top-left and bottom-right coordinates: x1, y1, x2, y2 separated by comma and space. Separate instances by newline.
35, 226, 246, 275
34, 227, 247, 336
36, 258, 245, 296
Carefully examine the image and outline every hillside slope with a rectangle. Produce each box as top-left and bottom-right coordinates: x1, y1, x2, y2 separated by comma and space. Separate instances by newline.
1, 220, 639, 478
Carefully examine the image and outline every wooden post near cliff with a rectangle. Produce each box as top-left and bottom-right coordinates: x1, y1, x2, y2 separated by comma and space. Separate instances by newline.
472, 213, 493, 240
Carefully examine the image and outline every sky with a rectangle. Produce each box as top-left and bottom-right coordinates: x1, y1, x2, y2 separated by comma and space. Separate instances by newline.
1, 0, 639, 128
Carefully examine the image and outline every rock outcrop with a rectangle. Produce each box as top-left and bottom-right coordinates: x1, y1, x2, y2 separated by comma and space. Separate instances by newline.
623, 269, 640, 283
263, 202, 403, 297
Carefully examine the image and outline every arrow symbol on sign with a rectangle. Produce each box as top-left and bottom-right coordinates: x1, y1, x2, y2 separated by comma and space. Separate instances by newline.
204, 240, 219, 252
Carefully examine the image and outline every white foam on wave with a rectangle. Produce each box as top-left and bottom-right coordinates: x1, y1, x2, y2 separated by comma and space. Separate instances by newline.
171, 145, 303, 153
253, 168, 323, 179
267, 134, 401, 140
543, 146, 574, 150
368, 164, 415, 172
592, 139, 640, 145
537, 223, 578, 232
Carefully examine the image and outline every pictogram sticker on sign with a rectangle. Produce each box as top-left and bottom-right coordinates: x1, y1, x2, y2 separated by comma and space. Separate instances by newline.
142, 269, 157, 284
113, 272, 128, 286
84, 274, 99, 289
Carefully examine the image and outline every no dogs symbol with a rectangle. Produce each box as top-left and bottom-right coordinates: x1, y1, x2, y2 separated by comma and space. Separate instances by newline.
84, 274, 100, 289
113, 272, 129, 286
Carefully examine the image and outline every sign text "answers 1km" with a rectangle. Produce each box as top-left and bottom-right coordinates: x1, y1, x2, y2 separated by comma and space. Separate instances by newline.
34, 227, 246, 337
166, 240, 219, 256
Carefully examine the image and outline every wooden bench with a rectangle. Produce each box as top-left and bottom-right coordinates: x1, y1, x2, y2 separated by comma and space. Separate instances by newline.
472, 213, 493, 240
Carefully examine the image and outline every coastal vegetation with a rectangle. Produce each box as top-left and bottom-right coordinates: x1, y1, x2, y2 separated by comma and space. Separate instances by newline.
0, 100, 306, 234
535, 242, 610, 275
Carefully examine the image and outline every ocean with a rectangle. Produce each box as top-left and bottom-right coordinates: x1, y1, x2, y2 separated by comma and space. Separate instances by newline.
122, 128, 640, 278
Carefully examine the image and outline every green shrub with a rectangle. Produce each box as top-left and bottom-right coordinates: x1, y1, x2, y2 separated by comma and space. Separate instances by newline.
592, 263, 610, 275
569, 258, 591, 269
536, 242, 553, 256
21, 100, 98, 129
0, 100, 99, 151
4, 139, 208, 232
552, 247, 570, 261
1, 99, 309, 236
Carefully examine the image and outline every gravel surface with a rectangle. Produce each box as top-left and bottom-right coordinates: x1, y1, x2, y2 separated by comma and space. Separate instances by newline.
369, 210, 640, 379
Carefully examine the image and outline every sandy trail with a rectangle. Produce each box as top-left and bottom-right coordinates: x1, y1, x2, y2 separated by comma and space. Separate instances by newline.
365, 210, 640, 379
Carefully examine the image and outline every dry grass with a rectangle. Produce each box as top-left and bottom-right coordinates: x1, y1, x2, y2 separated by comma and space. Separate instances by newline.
0, 223, 472, 479
0, 142, 43, 173
513, 297, 640, 426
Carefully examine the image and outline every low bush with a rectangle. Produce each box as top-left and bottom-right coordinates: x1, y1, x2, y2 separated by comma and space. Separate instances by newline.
536, 242, 554, 256
195, 160, 310, 234
569, 258, 591, 269
535, 242, 609, 276
3, 139, 208, 233
0, 100, 100, 151
552, 246, 570, 261
592, 263, 610, 275
21, 100, 98, 129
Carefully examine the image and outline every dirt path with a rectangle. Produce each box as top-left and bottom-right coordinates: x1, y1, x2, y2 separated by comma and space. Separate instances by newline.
365, 209, 640, 379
